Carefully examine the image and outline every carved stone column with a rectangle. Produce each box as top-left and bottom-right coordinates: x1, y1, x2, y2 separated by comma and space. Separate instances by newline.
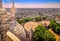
0, 8, 9, 41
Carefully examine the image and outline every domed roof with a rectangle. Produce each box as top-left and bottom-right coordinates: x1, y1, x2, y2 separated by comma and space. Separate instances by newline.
24, 21, 50, 32
0, 8, 7, 15
24, 22, 40, 31
0, 10, 13, 29
3, 12, 26, 41
3, 13, 15, 20
14, 22, 26, 41
2, 12, 15, 25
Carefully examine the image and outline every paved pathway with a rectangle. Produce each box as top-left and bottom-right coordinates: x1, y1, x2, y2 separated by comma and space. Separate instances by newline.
49, 29, 60, 41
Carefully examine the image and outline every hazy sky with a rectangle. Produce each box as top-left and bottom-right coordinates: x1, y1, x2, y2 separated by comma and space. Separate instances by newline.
3, 0, 60, 8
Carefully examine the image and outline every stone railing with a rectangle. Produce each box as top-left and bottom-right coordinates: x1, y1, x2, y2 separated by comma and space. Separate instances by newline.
7, 31, 21, 41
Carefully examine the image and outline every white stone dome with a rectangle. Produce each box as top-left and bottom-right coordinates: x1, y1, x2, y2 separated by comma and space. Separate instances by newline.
0, 8, 7, 15
14, 22, 26, 41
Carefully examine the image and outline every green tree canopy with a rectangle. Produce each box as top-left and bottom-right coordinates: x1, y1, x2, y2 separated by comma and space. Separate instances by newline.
50, 20, 60, 35
33, 25, 56, 41
17, 19, 25, 24
34, 16, 42, 21
17, 18, 33, 24
23, 18, 33, 22
42, 16, 48, 20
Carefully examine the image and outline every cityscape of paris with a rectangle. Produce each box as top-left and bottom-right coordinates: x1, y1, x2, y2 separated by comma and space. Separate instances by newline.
0, 0, 60, 41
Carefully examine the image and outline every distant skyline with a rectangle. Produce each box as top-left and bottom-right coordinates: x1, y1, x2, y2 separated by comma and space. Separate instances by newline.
2, 0, 60, 8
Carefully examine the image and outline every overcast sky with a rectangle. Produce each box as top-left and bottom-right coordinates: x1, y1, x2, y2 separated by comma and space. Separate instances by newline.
3, 0, 60, 8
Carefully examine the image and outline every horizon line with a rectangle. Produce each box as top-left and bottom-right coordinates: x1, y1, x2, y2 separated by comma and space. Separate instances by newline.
3, 3, 60, 8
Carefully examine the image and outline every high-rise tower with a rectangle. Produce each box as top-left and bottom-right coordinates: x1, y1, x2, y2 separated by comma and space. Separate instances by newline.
9, 0, 16, 31
10, 0, 16, 16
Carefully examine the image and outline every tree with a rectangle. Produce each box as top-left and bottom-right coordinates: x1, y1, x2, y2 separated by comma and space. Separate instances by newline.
33, 25, 56, 41
34, 17, 42, 21
23, 18, 33, 22
42, 16, 47, 20
17, 19, 25, 24
50, 20, 60, 35
17, 18, 33, 24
